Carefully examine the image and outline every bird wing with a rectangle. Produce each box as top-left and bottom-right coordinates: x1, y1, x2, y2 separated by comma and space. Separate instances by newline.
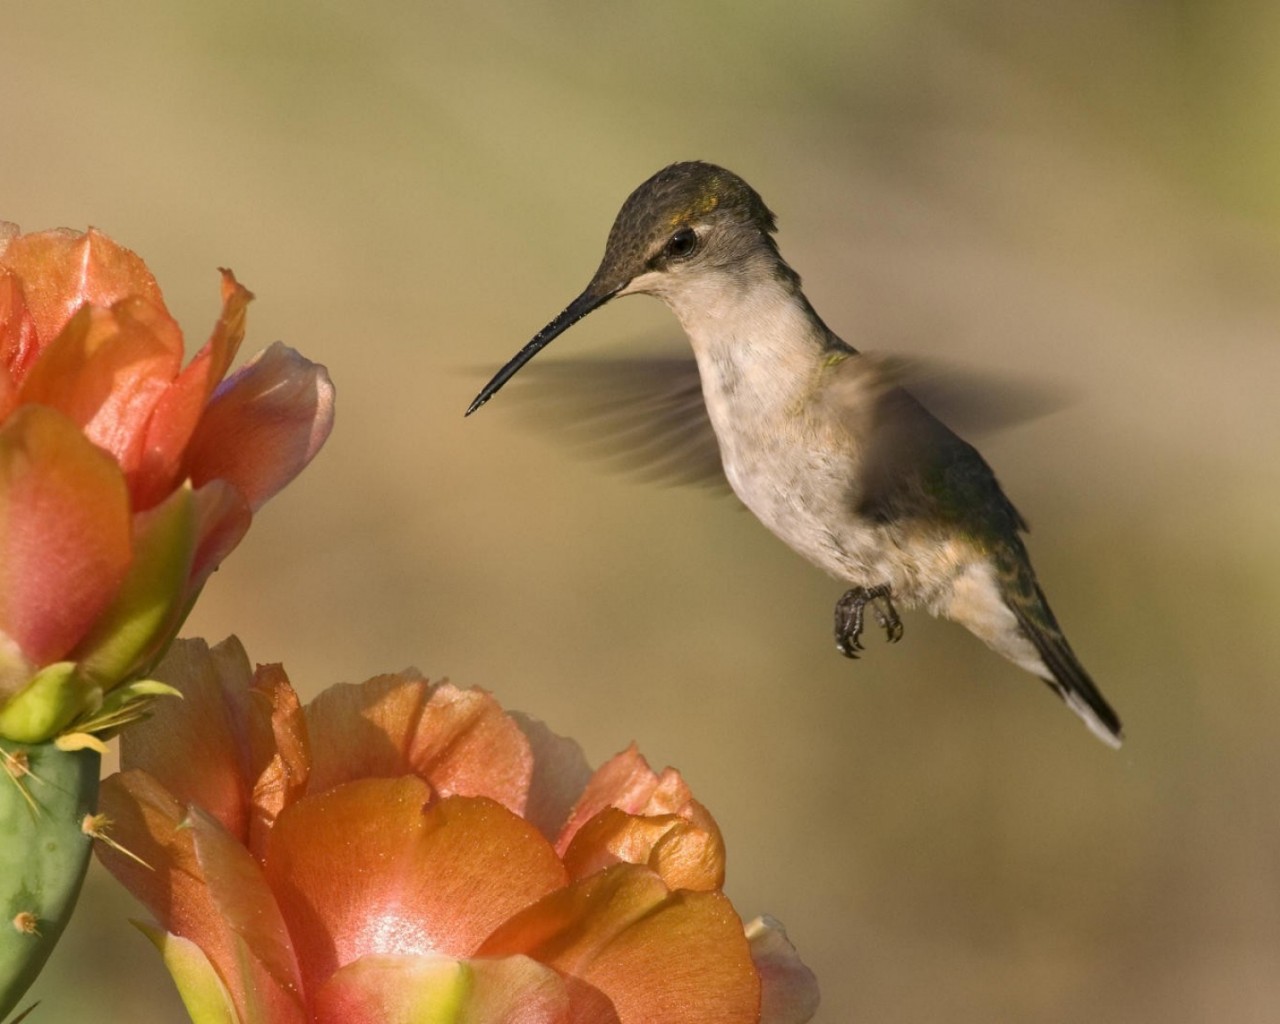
478, 346, 1067, 504
866, 354, 1071, 436
828, 353, 1032, 539
836, 355, 1122, 743
476, 353, 732, 491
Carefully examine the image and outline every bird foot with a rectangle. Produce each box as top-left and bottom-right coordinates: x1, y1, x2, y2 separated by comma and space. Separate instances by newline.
834, 584, 903, 658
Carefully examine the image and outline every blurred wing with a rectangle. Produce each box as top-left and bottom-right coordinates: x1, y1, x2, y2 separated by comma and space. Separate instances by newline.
834, 353, 1048, 535
481, 355, 731, 492
473, 348, 1067, 508
857, 384, 1031, 535
867, 353, 1073, 436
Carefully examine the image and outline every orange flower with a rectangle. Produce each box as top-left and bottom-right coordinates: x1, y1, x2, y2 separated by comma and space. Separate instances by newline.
96, 638, 819, 1024
0, 225, 334, 742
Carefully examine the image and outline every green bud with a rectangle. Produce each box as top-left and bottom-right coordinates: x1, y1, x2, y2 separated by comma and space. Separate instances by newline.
0, 665, 85, 745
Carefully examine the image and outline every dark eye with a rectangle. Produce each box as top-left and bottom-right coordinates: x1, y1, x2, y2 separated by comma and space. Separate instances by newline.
664, 226, 698, 259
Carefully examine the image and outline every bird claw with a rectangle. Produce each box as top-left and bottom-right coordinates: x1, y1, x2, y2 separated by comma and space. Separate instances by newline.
872, 596, 904, 643
836, 631, 863, 659
834, 584, 902, 658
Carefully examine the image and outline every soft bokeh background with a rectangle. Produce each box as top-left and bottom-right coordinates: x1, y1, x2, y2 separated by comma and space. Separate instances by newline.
7, 2, 1280, 1021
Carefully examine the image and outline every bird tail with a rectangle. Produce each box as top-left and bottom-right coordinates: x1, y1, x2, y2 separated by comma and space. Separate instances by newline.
1007, 579, 1124, 749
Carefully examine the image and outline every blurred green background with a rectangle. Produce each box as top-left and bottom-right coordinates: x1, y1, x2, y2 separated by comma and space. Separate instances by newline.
6, 2, 1280, 1021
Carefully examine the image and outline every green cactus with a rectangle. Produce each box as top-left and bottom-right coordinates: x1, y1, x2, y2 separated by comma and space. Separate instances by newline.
0, 739, 101, 1019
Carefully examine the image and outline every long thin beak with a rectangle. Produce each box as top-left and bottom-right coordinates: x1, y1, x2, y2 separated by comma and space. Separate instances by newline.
466, 285, 619, 415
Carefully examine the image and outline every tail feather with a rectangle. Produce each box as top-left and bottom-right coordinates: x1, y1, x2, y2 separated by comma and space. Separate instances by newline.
1009, 586, 1123, 749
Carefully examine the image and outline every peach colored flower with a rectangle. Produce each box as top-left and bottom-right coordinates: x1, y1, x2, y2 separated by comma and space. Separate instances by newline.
0, 225, 334, 742
96, 638, 819, 1024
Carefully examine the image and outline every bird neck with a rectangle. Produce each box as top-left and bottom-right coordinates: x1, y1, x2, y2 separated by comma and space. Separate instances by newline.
665, 268, 847, 417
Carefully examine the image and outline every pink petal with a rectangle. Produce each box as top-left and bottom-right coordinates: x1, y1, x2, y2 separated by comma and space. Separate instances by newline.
463, 956, 574, 1024
96, 770, 307, 1024
744, 917, 820, 1024
561, 807, 724, 892
312, 953, 572, 1024
557, 747, 699, 856
0, 405, 131, 683
189, 806, 305, 1011
185, 340, 334, 512
246, 662, 311, 858
0, 227, 167, 357
0, 266, 38, 386
17, 299, 183, 489
302, 672, 430, 790
305, 676, 533, 815
509, 711, 594, 843
119, 637, 259, 839
0, 365, 14, 425
188, 478, 252, 588
96, 770, 194, 931
263, 781, 567, 997
135, 270, 251, 509
647, 807, 723, 891
480, 865, 759, 1024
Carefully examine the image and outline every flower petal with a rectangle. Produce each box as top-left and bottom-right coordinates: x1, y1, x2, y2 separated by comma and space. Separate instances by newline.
312, 954, 469, 1024
0, 266, 38, 389
313, 953, 572, 1024
246, 662, 311, 858
561, 806, 724, 892
120, 637, 259, 839
263, 780, 567, 996
188, 806, 304, 1012
744, 917, 820, 1024
185, 341, 335, 512
556, 746, 701, 856
305, 677, 532, 815
462, 955, 574, 1024
509, 711, 593, 844
133, 923, 240, 1024
479, 865, 759, 1024
96, 770, 306, 1024
0, 366, 14, 426
0, 227, 166, 355
17, 299, 183, 489
96, 770, 212, 938
71, 482, 196, 690
135, 271, 251, 509
0, 405, 131, 689
188, 479, 253, 588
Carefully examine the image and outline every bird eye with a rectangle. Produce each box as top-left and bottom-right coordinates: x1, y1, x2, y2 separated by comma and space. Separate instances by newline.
664, 226, 698, 259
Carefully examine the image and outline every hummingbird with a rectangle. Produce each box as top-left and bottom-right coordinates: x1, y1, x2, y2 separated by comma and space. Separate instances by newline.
467, 161, 1123, 748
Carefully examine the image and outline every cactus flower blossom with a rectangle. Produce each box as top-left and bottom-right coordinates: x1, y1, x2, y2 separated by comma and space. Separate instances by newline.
96, 637, 820, 1024
0, 224, 334, 742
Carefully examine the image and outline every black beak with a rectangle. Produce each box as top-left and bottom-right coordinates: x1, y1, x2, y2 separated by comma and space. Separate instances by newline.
466, 285, 620, 415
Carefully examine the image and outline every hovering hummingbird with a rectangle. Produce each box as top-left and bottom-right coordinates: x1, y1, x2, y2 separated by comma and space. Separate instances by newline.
467, 161, 1123, 747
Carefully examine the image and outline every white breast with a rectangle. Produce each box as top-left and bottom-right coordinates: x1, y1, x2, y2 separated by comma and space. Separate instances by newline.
670, 276, 891, 584
651, 268, 980, 612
